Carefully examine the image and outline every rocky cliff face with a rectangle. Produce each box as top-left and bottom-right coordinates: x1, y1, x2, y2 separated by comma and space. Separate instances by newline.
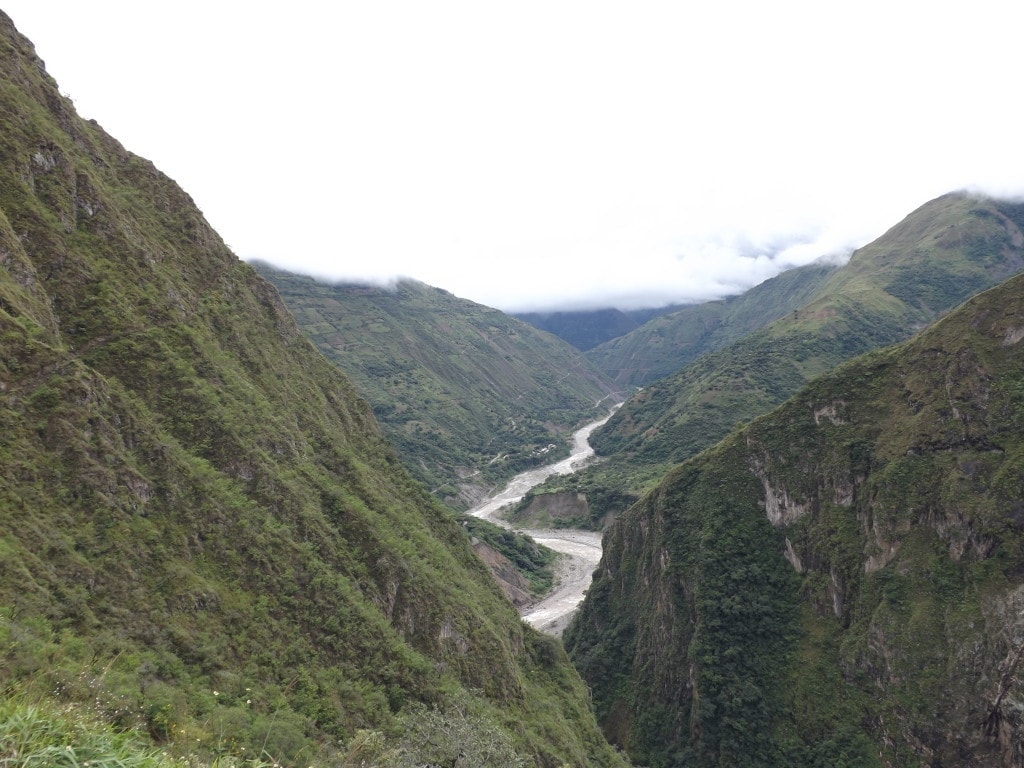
567, 271, 1024, 767
471, 539, 536, 608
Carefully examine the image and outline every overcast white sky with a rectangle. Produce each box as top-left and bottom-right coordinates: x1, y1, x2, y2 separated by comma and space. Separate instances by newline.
5, 2, 1024, 311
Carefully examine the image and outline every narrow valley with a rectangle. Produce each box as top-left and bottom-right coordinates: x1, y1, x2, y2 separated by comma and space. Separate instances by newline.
470, 409, 619, 634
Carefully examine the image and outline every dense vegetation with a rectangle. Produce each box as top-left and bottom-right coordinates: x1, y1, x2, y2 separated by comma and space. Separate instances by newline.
11, 7, 1024, 767
0, 13, 626, 767
462, 516, 559, 595
0, 689, 546, 767
566, 270, 1024, 766
536, 192, 1024, 527
254, 266, 619, 508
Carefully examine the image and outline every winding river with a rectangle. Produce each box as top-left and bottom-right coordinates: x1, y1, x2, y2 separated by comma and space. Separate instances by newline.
469, 409, 617, 636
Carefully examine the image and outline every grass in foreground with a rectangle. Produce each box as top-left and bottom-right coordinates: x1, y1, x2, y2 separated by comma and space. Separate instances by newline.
0, 694, 286, 768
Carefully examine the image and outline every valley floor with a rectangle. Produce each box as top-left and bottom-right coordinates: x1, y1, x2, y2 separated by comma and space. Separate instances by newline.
520, 528, 604, 635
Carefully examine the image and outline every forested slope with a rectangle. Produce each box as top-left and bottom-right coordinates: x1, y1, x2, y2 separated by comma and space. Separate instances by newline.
538, 192, 1024, 526
567, 268, 1024, 767
586, 260, 840, 388
0, 13, 625, 767
255, 266, 618, 508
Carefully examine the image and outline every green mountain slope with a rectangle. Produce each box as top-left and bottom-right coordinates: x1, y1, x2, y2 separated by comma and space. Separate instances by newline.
254, 266, 620, 508
566, 269, 1024, 767
585, 260, 841, 388
0, 14, 625, 767
513, 305, 686, 352
539, 193, 1024, 526
512, 307, 643, 351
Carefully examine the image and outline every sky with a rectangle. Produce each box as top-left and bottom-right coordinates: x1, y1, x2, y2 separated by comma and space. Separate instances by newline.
5, 2, 1024, 312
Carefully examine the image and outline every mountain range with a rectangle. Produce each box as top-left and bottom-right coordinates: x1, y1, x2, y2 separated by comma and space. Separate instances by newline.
513, 304, 685, 352
567, 265, 1024, 766
0, 13, 624, 767
517, 192, 1024, 529
253, 265, 619, 509
6, 7, 1024, 768
584, 259, 842, 388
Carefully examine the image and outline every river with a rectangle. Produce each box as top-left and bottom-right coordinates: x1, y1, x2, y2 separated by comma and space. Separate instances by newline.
469, 409, 617, 636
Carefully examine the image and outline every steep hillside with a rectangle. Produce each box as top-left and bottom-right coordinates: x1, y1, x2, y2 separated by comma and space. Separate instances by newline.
586, 259, 841, 388
254, 266, 619, 508
537, 192, 1024, 526
566, 270, 1024, 767
0, 13, 625, 767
